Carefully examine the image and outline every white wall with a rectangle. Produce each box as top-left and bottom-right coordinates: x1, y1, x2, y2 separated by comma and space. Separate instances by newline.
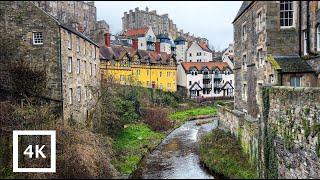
138, 27, 156, 51
175, 41, 188, 61
186, 42, 212, 62
160, 42, 171, 54
177, 63, 187, 87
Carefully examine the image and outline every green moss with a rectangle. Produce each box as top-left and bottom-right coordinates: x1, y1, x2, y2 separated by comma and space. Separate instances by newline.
283, 128, 294, 150
266, 55, 281, 70
301, 118, 311, 139
303, 107, 310, 115
199, 129, 258, 179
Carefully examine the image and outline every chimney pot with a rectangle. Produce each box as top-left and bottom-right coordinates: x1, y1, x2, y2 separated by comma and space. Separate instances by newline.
155, 40, 160, 54
104, 33, 111, 47
132, 39, 138, 50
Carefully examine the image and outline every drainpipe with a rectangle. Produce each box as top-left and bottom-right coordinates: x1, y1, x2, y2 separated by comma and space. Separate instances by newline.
307, 1, 310, 54
58, 26, 64, 124
299, 1, 302, 57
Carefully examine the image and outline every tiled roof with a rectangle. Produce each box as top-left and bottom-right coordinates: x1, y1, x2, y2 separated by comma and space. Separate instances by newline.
126, 27, 149, 38
198, 41, 212, 52
181, 62, 230, 72
272, 56, 315, 73
100, 44, 175, 65
232, 1, 253, 23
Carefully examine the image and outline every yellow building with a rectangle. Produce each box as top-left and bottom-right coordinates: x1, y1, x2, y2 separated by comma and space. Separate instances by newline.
100, 44, 177, 92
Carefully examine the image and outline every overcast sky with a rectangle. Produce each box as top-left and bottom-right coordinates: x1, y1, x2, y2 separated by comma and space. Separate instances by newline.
95, 1, 242, 51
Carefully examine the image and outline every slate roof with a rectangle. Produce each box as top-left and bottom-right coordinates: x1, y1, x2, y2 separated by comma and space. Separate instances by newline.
156, 33, 169, 39
174, 36, 186, 42
273, 56, 315, 73
232, 1, 253, 23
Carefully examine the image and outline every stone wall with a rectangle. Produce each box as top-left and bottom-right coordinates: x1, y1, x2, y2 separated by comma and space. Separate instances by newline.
0, 1, 62, 101
218, 86, 320, 178
266, 86, 320, 178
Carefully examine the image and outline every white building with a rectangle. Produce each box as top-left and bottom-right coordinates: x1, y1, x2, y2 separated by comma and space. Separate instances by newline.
124, 26, 156, 51
186, 41, 213, 62
174, 36, 188, 62
157, 33, 173, 54
177, 62, 234, 98
222, 43, 234, 69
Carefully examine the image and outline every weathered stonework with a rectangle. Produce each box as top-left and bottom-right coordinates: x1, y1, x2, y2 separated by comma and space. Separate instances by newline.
218, 86, 320, 178
0, 1, 100, 127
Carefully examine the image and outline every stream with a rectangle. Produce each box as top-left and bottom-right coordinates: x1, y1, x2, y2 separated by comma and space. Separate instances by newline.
131, 117, 219, 179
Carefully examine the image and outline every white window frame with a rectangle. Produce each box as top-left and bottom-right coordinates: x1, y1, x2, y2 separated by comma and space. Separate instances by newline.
303, 30, 308, 55
256, 10, 262, 32
33, 32, 43, 45
258, 49, 263, 67
77, 59, 80, 74
68, 31, 72, 49
242, 54, 247, 71
90, 63, 92, 76
290, 76, 301, 87
242, 22, 247, 41
77, 86, 81, 102
242, 83, 247, 101
77, 36, 80, 52
280, 1, 294, 28
317, 25, 320, 51
69, 88, 73, 104
84, 61, 87, 75
67, 57, 72, 73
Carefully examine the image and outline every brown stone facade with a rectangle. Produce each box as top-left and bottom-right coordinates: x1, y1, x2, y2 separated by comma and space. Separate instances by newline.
233, 1, 319, 119
0, 1, 100, 125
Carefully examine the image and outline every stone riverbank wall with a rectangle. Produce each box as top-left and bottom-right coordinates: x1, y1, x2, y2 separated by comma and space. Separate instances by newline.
218, 86, 320, 178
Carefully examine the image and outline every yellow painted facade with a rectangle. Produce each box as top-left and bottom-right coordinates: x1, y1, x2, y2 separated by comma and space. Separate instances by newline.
100, 51, 177, 92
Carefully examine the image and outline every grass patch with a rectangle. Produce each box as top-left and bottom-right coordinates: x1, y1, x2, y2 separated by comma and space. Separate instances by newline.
169, 106, 217, 122
113, 123, 164, 174
199, 129, 258, 179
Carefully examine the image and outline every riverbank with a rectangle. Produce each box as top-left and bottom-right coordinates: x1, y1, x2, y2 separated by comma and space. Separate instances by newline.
131, 118, 218, 179
199, 128, 258, 179
112, 104, 219, 176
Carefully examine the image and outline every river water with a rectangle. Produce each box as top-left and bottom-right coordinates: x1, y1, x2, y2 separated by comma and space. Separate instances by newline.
132, 118, 219, 179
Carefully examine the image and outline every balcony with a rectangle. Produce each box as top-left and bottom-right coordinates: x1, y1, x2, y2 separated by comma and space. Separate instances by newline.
146, 36, 156, 42
214, 74, 222, 79
203, 83, 212, 89
203, 74, 211, 80
214, 83, 223, 88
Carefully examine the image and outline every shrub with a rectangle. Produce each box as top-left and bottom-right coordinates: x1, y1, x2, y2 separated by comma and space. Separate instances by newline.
141, 107, 174, 132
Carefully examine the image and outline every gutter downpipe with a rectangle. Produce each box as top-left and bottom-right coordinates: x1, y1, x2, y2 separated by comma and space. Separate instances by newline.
299, 1, 302, 57
58, 26, 64, 125
307, 1, 310, 54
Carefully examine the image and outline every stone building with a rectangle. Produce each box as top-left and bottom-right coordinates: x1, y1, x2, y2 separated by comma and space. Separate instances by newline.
33, 1, 109, 43
0, 1, 100, 126
122, 7, 178, 37
233, 1, 318, 119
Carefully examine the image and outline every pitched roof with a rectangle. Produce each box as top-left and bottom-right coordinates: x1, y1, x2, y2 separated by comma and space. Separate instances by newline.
100, 45, 129, 60
126, 27, 149, 38
272, 56, 315, 73
198, 41, 212, 52
181, 62, 230, 72
232, 1, 253, 23
174, 36, 186, 42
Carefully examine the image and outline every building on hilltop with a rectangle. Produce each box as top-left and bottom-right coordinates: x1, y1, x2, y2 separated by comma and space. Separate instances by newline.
33, 1, 109, 43
122, 7, 178, 38
0, 1, 101, 126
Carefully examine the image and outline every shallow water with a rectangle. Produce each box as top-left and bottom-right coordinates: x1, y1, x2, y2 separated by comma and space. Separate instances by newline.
132, 118, 218, 179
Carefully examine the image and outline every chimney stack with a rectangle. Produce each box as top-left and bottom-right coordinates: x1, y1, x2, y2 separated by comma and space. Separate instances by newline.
132, 39, 138, 50
155, 40, 160, 54
104, 33, 111, 47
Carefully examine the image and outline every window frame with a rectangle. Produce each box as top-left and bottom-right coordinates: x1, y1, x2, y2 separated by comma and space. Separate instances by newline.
317, 25, 320, 51
280, 1, 294, 28
68, 31, 72, 49
33, 32, 43, 45
67, 57, 72, 73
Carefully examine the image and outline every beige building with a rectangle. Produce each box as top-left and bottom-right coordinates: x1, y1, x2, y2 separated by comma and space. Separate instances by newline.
0, 1, 100, 126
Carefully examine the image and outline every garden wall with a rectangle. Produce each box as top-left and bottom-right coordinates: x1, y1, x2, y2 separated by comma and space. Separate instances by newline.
218, 86, 320, 178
